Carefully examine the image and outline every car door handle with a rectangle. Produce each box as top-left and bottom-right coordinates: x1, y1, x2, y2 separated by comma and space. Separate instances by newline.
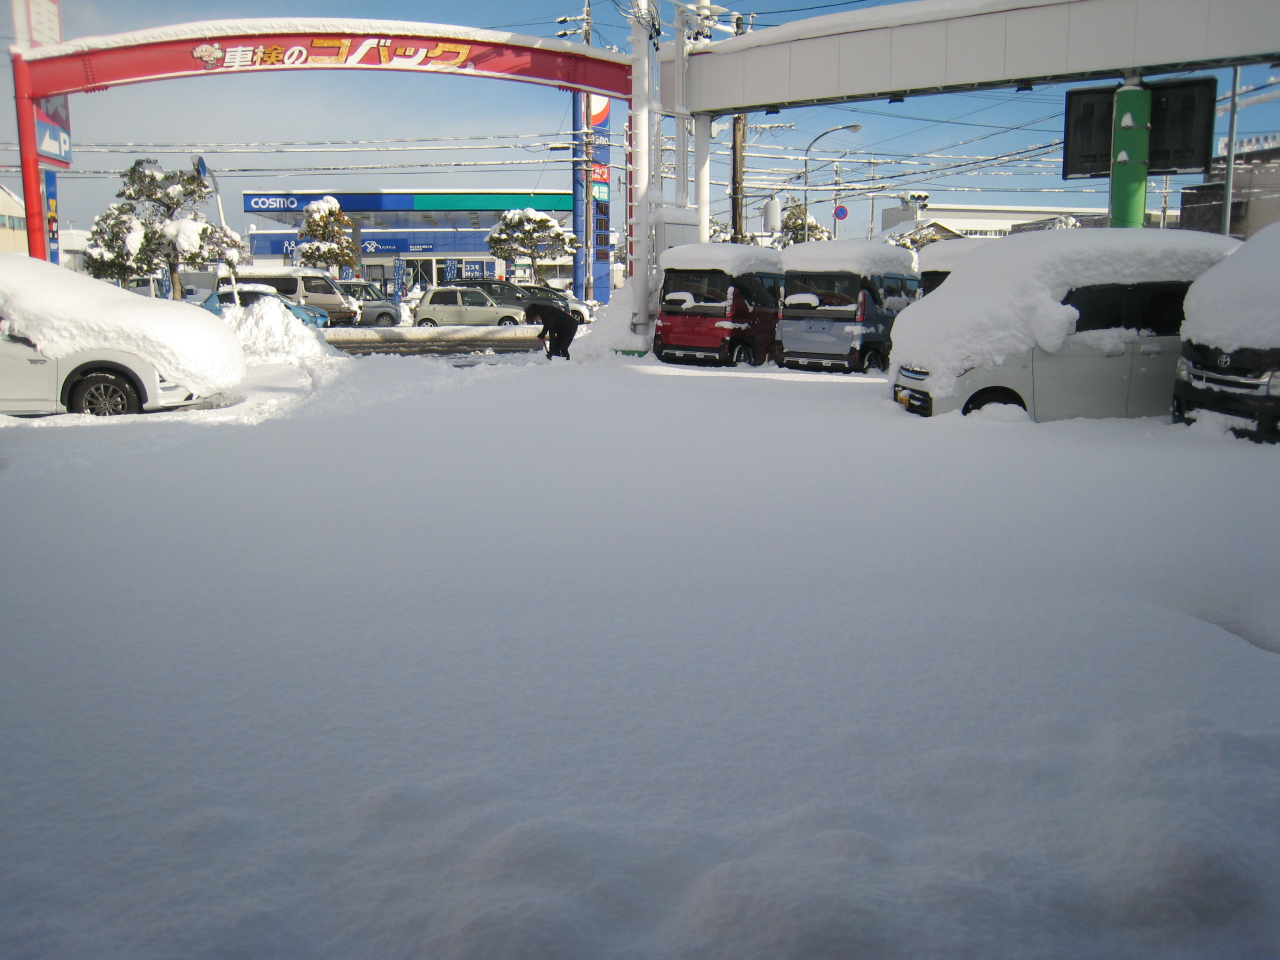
1103, 349, 1127, 356
1139, 345, 1162, 356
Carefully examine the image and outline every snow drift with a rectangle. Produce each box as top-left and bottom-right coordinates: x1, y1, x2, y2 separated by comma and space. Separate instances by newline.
659, 243, 783, 276
781, 239, 915, 275
917, 237, 988, 274
218, 296, 341, 365
891, 229, 1240, 394
1182, 221, 1280, 352
0, 253, 245, 395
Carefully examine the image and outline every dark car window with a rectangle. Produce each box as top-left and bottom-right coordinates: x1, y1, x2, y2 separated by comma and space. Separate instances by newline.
785, 272, 860, 306
430, 291, 459, 306
921, 271, 949, 295
734, 274, 779, 309
1063, 285, 1127, 332
881, 275, 904, 299
303, 277, 337, 295
461, 290, 489, 306
1128, 281, 1190, 337
662, 269, 732, 309
246, 277, 297, 296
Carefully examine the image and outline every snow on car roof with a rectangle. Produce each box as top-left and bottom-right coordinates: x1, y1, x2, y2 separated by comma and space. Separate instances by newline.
890, 228, 1240, 393
659, 243, 783, 276
18, 18, 629, 64
238, 266, 331, 278
917, 238, 989, 274
1182, 221, 1280, 353
0, 254, 245, 395
781, 240, 915, 276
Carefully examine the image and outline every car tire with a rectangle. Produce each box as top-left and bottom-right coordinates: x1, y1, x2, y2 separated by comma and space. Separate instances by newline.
571, 310, 584, 323
416, 318, 437, 327
499, 317, 518, 326
70, 371, 140, 417
962, 388, 1026, 415
774, 345, 787, 368
374, 313, 396, 327
729, 343, 755, 367
862, 349, 886, 373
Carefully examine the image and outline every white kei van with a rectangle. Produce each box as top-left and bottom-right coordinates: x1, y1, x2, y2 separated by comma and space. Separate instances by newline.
890, 229, 1240, 420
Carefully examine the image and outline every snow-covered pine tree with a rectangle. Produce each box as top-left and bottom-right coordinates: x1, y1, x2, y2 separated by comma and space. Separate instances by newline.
486, 208, 580, 282
83, 159, 247, 298
774, 202, 833, 248
295, 197, 357, 272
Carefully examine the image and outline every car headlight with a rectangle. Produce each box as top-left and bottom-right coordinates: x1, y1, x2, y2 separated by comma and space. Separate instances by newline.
1268, 371, 1280, 397
1176, 356, 1193, 382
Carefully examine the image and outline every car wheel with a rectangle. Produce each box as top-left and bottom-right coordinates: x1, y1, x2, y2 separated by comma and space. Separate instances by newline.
374, 313, 396, 327
862, 349, 886, 373
499, 317, 518, 326
729, 343, 755, 367
571, 310, 584, 323
962, 388, 1026, 415
70, 371, 140, 417
416, 318, 437, 327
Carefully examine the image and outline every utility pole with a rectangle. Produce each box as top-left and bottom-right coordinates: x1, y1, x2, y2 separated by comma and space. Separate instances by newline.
729, 12, 746, 243
562, 0, 593, 297
1222, 65, 1240, 237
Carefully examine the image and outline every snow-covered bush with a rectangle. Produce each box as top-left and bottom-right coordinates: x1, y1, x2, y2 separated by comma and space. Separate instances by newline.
0, 253, 245, 394
487, 208, 580, 282
295, 196, 357, 272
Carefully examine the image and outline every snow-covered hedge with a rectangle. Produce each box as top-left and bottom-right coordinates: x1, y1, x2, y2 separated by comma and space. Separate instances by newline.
0, 254, 245, 394
1182, 221, 1280, 352
659, 243, 782, 276
890, 229, 1240, 394
781, 239, 914, 275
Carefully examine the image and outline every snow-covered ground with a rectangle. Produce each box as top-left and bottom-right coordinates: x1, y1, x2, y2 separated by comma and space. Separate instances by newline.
2, 351, 1279, 959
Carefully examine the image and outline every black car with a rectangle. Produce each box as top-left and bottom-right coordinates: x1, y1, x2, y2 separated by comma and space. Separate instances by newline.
1173, 343, 1280, 441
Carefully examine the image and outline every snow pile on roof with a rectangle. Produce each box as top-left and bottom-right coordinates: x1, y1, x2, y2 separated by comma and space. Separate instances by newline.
917, 238, 989, 273
891, 229, 1239, 394
659, 243, 783, 275
0, 254, 245, 394
781, 239, 914, 275
1182, 221, 1280, 352
219, 297, 341, 365
238, 265, 329, 278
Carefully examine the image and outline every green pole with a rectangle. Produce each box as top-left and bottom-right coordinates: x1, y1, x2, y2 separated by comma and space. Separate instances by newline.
1109, 80, 1151, 228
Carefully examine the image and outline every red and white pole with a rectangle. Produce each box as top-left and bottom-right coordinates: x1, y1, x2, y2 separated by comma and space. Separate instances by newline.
11, 52, 47, 260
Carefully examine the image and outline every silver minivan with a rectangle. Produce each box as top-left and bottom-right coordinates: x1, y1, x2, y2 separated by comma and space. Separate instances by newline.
890, 230, 1239, 420
236, 267, 357, 325
413, 287, 524, 327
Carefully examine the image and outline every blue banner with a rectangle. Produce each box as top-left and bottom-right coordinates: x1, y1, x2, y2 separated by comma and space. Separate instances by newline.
392, 258, 405, 304
42, 169, 58, 265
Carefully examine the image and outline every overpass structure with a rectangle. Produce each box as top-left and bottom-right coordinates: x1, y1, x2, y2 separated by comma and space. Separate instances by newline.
647, 0, 1280, 264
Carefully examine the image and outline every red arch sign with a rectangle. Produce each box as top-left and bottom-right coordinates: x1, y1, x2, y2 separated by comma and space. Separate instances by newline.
11, 18, 633, 258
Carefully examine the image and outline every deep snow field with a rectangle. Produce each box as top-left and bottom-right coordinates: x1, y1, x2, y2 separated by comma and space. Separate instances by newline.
2, 349, 1279, 960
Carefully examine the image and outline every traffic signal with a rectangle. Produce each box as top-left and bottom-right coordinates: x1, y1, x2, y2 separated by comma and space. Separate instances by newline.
1063, 86, 1116, 179
1147, 77, 1217, 175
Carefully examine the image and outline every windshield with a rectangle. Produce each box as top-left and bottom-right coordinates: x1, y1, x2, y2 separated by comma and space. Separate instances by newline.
785, 272, 861, 307
661, 269, 732, 314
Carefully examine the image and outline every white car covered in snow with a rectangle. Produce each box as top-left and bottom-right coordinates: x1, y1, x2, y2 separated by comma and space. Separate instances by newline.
890, 229, 1240, 420
0, 255, 245, 417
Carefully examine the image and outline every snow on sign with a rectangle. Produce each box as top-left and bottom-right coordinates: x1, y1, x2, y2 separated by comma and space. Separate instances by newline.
15, 20, 632, 100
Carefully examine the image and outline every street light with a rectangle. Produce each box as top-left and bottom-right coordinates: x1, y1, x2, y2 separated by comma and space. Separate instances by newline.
803, 123, 860, 242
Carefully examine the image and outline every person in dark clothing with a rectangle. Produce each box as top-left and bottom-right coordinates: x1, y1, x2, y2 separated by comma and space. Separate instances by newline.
528, 301, 580, 360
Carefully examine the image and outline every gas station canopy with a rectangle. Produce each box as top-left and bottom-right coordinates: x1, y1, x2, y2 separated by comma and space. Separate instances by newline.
243, 188, 573, 231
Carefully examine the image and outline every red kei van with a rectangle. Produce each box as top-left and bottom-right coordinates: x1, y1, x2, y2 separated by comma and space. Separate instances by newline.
652, 244, 785, 367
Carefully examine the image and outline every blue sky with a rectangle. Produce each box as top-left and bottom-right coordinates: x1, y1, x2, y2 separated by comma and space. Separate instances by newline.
2, 0, 1276, 237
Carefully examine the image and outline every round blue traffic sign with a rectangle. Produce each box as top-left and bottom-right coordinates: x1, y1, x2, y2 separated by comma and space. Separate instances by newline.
833, 205, 848, 221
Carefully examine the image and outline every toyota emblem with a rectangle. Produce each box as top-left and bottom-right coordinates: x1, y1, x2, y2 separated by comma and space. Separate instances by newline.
1216, 354, 1232, 368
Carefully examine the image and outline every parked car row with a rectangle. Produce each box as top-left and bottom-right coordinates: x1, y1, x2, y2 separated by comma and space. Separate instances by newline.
650, 228, 1277, 442
652, 241, 920, 371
